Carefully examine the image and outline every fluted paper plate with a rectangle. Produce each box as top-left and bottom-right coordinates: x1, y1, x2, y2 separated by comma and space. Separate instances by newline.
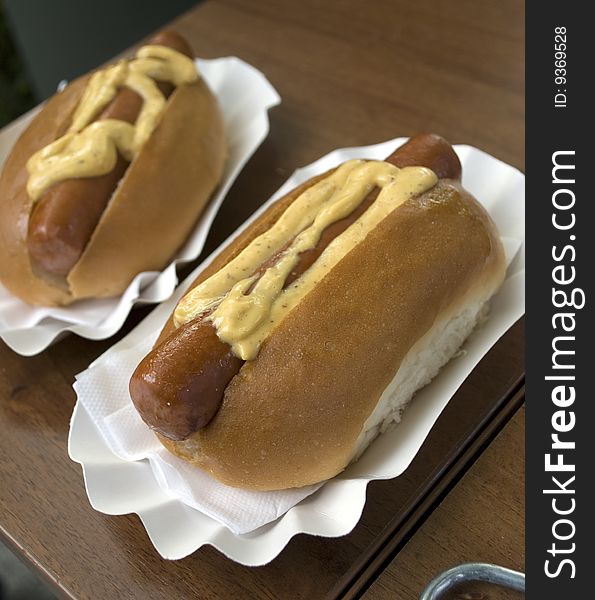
0, 57, 280, 355
69, 140, 525, 565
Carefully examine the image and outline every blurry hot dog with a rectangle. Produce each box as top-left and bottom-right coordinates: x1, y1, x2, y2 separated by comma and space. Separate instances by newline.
27, 31, 194, 279
0, 30, 225, 305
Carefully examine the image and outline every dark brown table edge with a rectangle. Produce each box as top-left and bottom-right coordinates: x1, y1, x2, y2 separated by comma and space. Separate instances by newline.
327, 374, 526, 600
0, 528, 73, 599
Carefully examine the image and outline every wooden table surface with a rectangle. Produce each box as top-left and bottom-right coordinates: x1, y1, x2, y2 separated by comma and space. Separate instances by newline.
0, 1, 524, 599
364, 406, 525, 600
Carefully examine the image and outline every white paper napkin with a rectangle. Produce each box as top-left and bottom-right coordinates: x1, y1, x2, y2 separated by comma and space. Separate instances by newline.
72, 139, 524, 537
0, 57, 280, 355
75, 326, 322, 534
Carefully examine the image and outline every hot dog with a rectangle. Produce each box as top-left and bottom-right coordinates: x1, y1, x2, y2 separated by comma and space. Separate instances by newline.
130, 134, 462, 440
27, 32, 194, 279
0, 31, 225, 305
128, 134, 506, 491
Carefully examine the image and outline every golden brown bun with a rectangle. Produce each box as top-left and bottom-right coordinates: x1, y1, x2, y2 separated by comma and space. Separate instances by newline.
0, 73, 225, 306
157, 177, 506, 490
156, 169, 336, 344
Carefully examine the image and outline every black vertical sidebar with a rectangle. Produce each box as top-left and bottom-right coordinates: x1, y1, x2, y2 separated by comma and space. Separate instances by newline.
526, 2, 592, 596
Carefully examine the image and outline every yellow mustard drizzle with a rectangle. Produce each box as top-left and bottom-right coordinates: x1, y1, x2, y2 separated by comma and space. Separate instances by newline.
26, 45, 198, 202
173, 160, 438, 361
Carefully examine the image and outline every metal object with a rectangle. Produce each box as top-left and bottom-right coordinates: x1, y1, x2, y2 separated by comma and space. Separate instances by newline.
420, 562, 525, 599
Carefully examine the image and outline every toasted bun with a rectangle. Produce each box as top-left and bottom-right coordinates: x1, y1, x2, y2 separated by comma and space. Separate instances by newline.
158, 178, 505, 490
0, 73, 225, 306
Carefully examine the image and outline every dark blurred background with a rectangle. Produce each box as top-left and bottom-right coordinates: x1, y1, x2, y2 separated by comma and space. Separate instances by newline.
0, 0, 198, 126
0, 4, 35, 126
0, 2, 200, 595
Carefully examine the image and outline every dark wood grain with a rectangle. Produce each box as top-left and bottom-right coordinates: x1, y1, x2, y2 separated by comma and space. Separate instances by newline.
363, 406, 525, 600
335, 383, 524, 599
0, 1, 524, 599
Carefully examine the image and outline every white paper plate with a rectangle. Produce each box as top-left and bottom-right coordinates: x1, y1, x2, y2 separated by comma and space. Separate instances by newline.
0, 57, 280, 356
69, 139, 525, 565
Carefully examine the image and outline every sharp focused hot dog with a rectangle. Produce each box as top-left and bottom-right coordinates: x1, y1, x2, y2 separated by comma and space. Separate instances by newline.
128, 133, 505, 491
0, 30, 226, 306
130, 134, 464, 441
